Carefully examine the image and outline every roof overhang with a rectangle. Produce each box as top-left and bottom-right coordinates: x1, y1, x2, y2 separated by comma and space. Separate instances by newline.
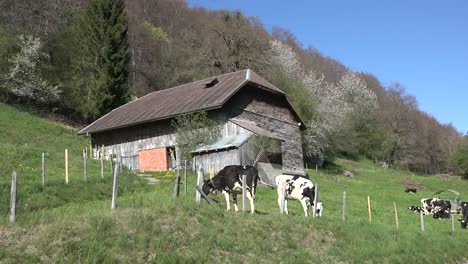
79, 69, 306, 135
192, 133, 252, 154
230, 118, 284, 141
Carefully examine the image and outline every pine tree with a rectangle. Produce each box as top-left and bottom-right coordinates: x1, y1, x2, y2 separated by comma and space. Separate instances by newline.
73, 0, 129, 120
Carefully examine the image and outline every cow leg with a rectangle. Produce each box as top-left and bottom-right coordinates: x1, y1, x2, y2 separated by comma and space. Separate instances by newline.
222, 191, 231, 211
284, 199, 289, 214
301, 199, 309, 217
246, 190, 255, 214
233, 193, 239, 212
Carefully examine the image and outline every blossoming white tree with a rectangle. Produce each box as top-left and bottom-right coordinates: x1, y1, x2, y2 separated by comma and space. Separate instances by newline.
3, 35, 60, 103
270, 39, 379, 160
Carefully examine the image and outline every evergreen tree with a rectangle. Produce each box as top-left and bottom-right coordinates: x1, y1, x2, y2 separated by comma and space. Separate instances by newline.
73, 0, 129, 120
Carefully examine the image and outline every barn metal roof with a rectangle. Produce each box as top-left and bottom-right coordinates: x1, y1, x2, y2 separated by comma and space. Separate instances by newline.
78, 69, 289, 134
192, 133, 252, 153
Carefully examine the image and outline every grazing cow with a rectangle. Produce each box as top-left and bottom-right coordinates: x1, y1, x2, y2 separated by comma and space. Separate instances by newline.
275, 175, 322, 217
432, 199, 451, 219
201, 165, 258, 214
408, 206, 424, 213
405, 188, 417, 194
420, 198, 452, 218
458, 202, 468, 229
421, 198, 435, 215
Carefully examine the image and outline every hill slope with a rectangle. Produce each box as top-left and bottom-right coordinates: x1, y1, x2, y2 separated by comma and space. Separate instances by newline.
0, 103, 148, 216
1, 103, 468, 263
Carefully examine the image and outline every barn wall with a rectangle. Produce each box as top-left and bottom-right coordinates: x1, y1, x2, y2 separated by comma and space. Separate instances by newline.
91, 120, 176, 160
193, 148, 240, 173
238, 137, 256, 166
224, 86, 305, 175
92, 119, 246, 156
91, 117, 248, 170
90, 84, 305, 175
223, 119, 249, 137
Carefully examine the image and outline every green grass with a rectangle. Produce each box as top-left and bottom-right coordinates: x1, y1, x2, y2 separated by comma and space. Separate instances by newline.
1, 102, 468, 263
0, 103, 149, 216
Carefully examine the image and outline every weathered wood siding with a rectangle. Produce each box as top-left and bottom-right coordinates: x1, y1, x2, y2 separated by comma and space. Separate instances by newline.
91, 116, 249, 170
192, 120, 253, 173
224, 85, 305, 175
91, 119, 176, 160
193, 148, 240, 173
90, 84, 305, 175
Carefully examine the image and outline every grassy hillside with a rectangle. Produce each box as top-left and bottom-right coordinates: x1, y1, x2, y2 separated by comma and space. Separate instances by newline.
0, 103, 148, 216
1, 103, 468, 263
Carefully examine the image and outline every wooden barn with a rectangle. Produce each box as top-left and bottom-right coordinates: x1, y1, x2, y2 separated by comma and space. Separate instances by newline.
79, 69, 306, 176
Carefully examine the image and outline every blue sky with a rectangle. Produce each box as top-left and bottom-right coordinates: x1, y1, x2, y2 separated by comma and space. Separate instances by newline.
188, 0, 468, 134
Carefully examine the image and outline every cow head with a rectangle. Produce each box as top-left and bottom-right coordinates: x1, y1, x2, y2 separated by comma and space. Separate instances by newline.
459, 218, 468, 229
315, 202, 323, 217
201, 179, 215, 196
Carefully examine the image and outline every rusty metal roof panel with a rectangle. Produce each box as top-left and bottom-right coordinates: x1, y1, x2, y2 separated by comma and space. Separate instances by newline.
79, 69, 286, 134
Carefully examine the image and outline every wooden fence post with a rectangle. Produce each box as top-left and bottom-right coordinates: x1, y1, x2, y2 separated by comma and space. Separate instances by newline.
109, 158, 114, 177
119, 155, 123, 173
393, 202, 399, 230
367, 196, 372, 223
195, 165, 203, 203
100, 154, 104, 179
242, 174, 247, 214
10, 171, 17, 224
111, 163, 119, 209
83, 149, 87, 183
451, 214, 455, 232
41, 153, 45, 187
173, 163, 181, 198
210, 162, 214, 178
313, 183, 319, 218
195, 185, 215, 205
184, 160, 187, 195
342, 191, 346, 221
420, 211, 425, 232
280, 182, 286, 214
65, 149, 69, 184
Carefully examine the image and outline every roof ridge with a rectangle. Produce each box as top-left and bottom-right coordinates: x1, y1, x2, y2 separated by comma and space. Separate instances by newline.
79, 70, 249, 134
78, 69, 296, 135
136, 69, 248, 98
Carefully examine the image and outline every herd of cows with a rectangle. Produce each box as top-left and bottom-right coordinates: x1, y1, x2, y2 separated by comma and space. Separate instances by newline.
201, 165, 322, 217
200, 165, 468, 228
409, 198, 468, 228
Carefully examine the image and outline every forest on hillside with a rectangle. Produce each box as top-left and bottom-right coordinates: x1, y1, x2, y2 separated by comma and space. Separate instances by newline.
0, 0, 466, 175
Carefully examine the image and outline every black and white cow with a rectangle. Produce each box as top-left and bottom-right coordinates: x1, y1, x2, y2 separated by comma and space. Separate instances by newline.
408, 205, 424, 213
458, 202, 468, 229
201, 165, 258, 214
420, 198, 452, 219
405, 188, 417, 194
432, 199, 451, 219
275, 175, 322, 217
